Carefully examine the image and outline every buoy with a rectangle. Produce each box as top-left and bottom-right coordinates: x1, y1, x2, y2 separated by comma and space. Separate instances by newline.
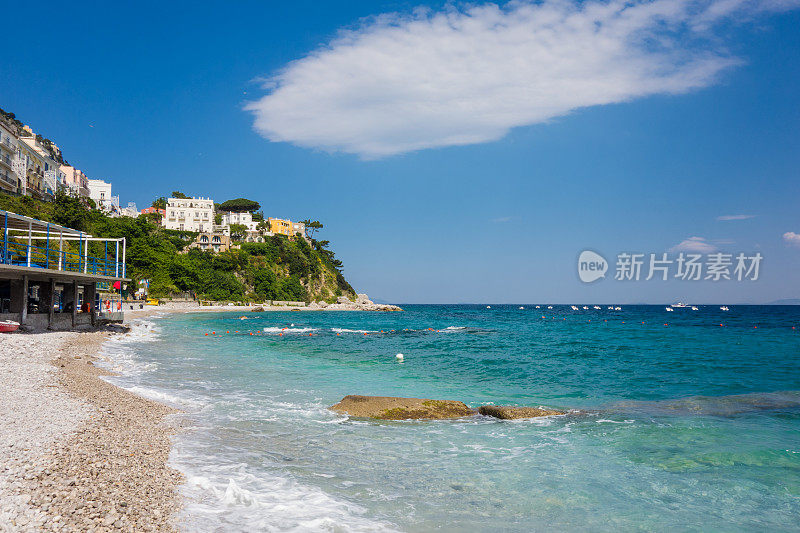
226, 330, 230, 334
309, 333, 313, 336
396, 353, 404, 361
205, 333, 208, 336
212, 331, 216, 335
337, 332, 340, 336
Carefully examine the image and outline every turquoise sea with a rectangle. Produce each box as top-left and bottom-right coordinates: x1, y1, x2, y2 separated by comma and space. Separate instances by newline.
102, 305, 800, 531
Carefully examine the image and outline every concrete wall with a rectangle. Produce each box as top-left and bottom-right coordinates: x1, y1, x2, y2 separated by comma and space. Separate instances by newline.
0, 312, 92, 331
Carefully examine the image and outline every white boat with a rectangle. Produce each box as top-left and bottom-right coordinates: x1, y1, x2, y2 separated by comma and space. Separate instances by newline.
519, 306, 525, 310
535, 305, 540, 309
547, 306, 553, 309
486, 306, 491, 309
720, 306, 729, 311
614, 307, 622, 311
571, 305, 579, 311
666, 307, 674, 312
582, 306, 589, 310
691, 306, 699, 311
593, 306, 601, 310
607, 306, 614, 310
671, 302, 691, 308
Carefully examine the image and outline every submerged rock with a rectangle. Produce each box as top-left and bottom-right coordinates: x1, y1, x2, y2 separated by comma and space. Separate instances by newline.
478, 405, 564, 419
330, 395, 475, 420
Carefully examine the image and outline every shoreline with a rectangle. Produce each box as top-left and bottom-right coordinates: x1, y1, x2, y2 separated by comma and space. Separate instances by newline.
0, 328, 183, 531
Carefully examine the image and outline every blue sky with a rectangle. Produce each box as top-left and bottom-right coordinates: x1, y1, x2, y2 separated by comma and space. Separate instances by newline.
2, 0, 799, 303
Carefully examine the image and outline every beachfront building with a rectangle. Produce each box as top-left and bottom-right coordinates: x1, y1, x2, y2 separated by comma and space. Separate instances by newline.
60, 165, 90, 198
163, 197, 214, 232
87, 179, 120, 214
188, 232, 233, 253
0, 209, 128, 330
220, 210, 259, 231
268, 218, 306, 240
0, 118, 21, 194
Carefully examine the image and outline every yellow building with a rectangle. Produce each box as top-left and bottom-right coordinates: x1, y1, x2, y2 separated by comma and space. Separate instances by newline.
268, 217, 293, 237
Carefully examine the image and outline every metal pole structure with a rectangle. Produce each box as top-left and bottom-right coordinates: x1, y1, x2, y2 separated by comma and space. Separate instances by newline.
122, 238, 126, 278
115, 240, 119, 277
27, 221, 32, 267
58, 231, 63, 270
45, 223, 50, 269
105, 241, 108, 275
84, 237, 89, 274
78, 232, 82, 273
3, 212, 7, 264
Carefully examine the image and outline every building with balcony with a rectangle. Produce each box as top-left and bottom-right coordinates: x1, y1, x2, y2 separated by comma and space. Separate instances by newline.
17, 140, 47, 199
188, 232, 233, 253
0, 118, 21, 194
220, 210, 260, 231
268, 218, 306, 240
60, 165, 91, 198
141, 206, 166, 217
19, 137, 63, 200
163, 197, 214, 232
87, 179, 120, 214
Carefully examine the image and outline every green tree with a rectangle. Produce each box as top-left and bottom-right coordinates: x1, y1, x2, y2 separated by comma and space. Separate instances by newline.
171, 191, 189, 199
300, 219, 323, 239
151, 197, 167, 209
219, 198, 261, 213
229, 224, 248, 242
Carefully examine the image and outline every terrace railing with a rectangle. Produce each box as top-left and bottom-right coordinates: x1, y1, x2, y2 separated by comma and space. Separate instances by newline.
1, 212, 126, 278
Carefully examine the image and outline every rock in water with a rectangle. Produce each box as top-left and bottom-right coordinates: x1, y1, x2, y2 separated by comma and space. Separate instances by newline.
478, 405, 564, 419
330, 395, 475, 420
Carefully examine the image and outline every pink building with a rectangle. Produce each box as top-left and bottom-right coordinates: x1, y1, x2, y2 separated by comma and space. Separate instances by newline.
59, 165, 90, 198
141, 207, 166, 217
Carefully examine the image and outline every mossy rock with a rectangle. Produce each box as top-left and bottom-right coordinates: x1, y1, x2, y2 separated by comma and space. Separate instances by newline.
478, 405, 564, 419
330, 395, 475, 420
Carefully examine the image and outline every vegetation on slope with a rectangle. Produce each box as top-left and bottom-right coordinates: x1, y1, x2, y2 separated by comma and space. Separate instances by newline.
0, 192, 356, 302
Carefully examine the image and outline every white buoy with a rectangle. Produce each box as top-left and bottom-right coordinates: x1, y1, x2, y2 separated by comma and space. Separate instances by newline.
396, 353, 404, 361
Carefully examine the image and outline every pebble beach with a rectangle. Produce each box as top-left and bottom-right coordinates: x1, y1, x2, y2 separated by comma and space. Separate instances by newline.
0, 330, 182, 532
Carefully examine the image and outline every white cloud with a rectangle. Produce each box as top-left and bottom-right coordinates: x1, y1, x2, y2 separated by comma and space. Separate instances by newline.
246, 0, 797, 158
784, 232, 800, 247
717, 214, 756, 220
670, 236, 717, 253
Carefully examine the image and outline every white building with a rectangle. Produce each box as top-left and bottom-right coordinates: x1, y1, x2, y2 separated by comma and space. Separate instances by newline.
0, 118, 20, 194
120, 202, 139, 218
164, 197, 214, 232
88, 179, 119, 213
220, 210, 260, 231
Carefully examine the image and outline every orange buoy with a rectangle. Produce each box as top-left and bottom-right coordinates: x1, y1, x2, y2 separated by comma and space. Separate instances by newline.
205, 333, 208, 336
212, 331, 216, 335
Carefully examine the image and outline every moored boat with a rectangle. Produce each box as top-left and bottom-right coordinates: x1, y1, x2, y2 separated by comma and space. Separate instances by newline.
0, 320, 20, 333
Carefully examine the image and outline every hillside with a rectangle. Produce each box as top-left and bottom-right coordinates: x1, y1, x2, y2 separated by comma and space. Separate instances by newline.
0, 192, 356, 303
